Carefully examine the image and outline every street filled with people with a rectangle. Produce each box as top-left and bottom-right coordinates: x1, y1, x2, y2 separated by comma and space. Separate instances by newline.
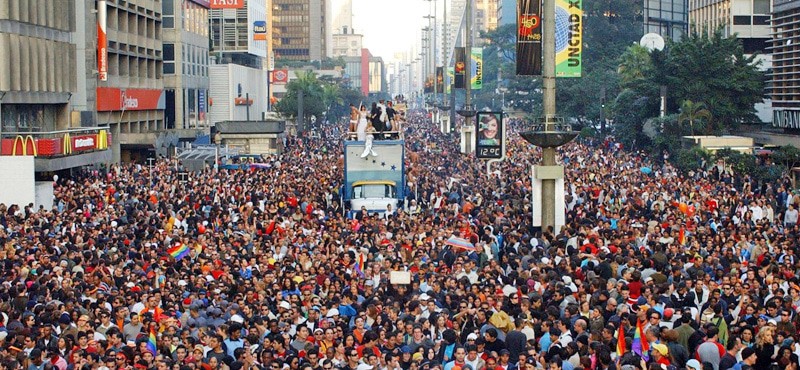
1, 106, 800, 370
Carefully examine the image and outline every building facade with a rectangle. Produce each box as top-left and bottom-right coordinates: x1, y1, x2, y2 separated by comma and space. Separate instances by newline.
497, 0, 516, 26
689, 0, 772, 123
272, 0, 327, 61
210, 0, 268, 68
770, 0, 800, 130
645, 0, 689, 41
163, 0, 210, 131
96, 0, 165, 163
0, 1, 83, 133
331, 31, 363, 58
326, 0, 352, 57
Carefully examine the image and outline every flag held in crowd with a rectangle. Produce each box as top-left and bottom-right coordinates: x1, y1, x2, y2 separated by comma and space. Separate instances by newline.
632, 319, 649, 360
146, 326, 157, 356
167, 242, 190, 260
445, 236, 475, 251
616, 322, 626, 358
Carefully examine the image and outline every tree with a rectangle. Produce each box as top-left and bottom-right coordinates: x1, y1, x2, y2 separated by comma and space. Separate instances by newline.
678, 100, 712, 136
274, 70, 327, 122
659, 29, 766, 129
617, 44, 653, 87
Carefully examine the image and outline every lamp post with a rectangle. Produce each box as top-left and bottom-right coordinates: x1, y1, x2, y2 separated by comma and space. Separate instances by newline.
519, 0, 578, 232
456, 0, 475, 151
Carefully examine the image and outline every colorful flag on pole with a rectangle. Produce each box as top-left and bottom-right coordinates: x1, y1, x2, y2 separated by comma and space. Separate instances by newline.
632, 319, 649, 360
146, 326, 157, 356
167, 242, 190, 260
616, 322, 626, 358
679, 227, 686, 245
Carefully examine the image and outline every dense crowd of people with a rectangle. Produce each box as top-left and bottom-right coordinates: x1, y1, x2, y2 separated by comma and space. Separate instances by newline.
1, 105, 800, 370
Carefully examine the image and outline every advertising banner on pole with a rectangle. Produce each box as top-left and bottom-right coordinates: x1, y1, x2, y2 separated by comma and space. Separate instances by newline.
475, 112, 503, 159
555, 0, 582, 77
436, 67, 444, 93
471, 47, 483, 90
454, 47, 466, 89
446, 67, 453, 94
516, 0, 542, 76
97, 0, 108, 81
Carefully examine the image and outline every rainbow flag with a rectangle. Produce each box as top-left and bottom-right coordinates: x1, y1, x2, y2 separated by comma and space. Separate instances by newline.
146, 326, 157, 355
616, 322, 626, 358
167, 242, 190, 260
354, 254, 365, 278
632, 319, 649, 360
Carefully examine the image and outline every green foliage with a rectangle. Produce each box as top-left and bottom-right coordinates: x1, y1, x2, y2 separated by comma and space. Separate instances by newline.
611, 89, 658, 148
580, 126, 597, 138
772, 145, 800, 169
678, 100, 713, 136
274, 70, 366, 125
674, 147, 710, 174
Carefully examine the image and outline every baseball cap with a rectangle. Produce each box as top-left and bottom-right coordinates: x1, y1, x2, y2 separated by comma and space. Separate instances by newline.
686, 360, 702, 370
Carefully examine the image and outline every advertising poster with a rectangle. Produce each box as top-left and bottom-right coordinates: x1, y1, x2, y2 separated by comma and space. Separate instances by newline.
555, 0, 582, 77
475, 112, 503, 159
516, 0, 542, 76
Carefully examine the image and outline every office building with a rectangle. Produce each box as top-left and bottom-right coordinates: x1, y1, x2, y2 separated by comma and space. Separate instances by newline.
326, 0, 352, 57
689, 0, 772, 123
689, 0, 770, 52
497, 0, 516, 26
770, 0, 800, 130
210, 0, 268, 68
163, 0, 210, 131
272, 0, 327, 61
0, 1, 82, 133
645, 0, 689, 41
94, 0, 164, 163
332, 30, 363, 58
0, 0, 113, 170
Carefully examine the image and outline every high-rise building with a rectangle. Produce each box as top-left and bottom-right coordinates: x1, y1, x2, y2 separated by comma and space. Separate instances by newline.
689, 0, 770, 52
0, 0, 114, 169
689, 0, 772, 123
0, 1, 83, 133
645, 0, 688, 41
97, 0, 165, 162
477, 0, 499, 33
163, 0, 211, 131
272, 0, 327, 61
326, 0, 352, 57
210, 0, 268, 68
770, 0, 800, 130
497, 0, 516, 26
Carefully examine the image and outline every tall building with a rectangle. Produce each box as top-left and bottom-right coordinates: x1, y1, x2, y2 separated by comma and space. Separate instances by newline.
770, 0, 800, 130
326, 0, 352, 57
645, 0, 688, 41
477, 0, 499, 33
272, 0, 327, 61
97, 0, 165, 162
210, 0, 268, 68
497, 0, 516, 26
0, 1, 82, 133
331, 30, 363, 58
689, 0, 770, 53
163, 0, 210, 131
689, 0, 772, 123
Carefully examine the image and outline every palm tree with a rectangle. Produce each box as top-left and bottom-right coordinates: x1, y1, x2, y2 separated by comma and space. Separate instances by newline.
617, 44, 653, 87
678, 100, 712, 136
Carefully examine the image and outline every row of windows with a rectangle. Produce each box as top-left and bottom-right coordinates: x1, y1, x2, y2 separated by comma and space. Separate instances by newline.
274, 48, 310, 56
274, 15, 310, 23
732, 15, 770, 25
163, 43, 209, 76
108, 7, 161, 41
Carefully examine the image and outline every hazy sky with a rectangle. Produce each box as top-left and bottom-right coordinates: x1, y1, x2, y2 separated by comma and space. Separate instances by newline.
351, 0, 434, 63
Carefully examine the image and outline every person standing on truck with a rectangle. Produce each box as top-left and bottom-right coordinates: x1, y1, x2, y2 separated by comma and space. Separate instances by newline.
370, 102, 383, 138
386, 101, 397, 135
349, 104, 359, 134
360, 123, 378, 158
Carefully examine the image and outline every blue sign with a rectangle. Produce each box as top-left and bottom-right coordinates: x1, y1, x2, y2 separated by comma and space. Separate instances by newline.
253, 21, 267, 34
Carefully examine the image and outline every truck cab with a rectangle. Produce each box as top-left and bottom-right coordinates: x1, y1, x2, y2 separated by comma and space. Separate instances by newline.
343, 139, 405, 218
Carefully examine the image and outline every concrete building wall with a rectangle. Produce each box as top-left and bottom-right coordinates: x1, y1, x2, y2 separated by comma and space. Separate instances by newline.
208, 64, 268, 124
163, 0, 210, 130
272, 0, 327, 61
0, 0, 78, 133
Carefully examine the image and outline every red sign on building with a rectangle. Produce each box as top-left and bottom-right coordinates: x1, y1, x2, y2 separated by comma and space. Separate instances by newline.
209, 0, 243, 9
97, 87, 164, 111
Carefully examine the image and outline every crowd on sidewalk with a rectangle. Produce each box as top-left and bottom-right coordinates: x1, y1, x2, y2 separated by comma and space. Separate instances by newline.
0, 109, 799, 370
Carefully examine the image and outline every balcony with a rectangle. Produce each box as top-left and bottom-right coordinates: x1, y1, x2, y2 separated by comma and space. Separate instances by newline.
0, 127, 113, 172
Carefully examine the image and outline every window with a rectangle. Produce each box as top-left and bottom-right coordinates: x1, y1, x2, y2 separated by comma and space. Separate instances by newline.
163, 43, 175, 74
753, 16, 770, 25
733, 16, 750, 25
753, 0, 769, 14
163, 0, 174, 29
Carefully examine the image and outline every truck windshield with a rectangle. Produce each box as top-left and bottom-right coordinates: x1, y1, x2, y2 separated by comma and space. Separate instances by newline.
353, 184, 396, 199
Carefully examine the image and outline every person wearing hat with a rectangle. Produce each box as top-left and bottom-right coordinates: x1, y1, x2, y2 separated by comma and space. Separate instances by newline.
651, 343, 671, 366
686, 359, 703, 370
738, 346, 757, 370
